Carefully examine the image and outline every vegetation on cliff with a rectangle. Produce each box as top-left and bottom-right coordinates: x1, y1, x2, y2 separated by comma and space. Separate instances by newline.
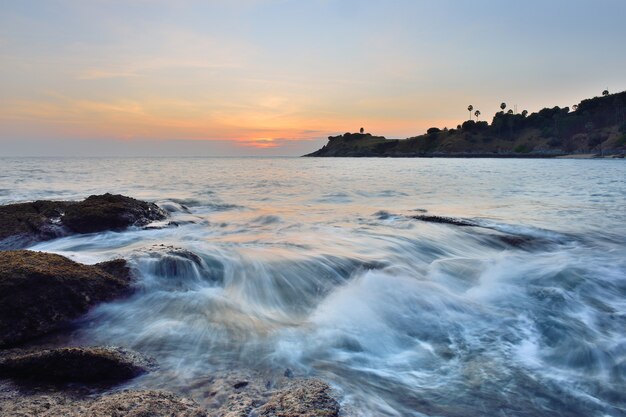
305, 90, 626, 157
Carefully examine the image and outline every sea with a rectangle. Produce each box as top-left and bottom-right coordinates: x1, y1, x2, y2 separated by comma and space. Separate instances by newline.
1, 157, 625, 417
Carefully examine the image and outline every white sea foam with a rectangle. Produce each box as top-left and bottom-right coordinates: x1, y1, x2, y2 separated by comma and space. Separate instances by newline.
6, 157, 626, 416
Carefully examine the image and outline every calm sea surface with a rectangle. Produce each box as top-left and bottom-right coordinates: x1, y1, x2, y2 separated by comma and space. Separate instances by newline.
1, 157, 625, 416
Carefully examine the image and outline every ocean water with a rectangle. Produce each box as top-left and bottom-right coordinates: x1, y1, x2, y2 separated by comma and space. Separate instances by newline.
1, 157, 626, 416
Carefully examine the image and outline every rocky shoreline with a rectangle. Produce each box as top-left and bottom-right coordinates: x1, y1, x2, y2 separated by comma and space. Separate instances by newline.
0, 194, 341, 416
0, 193, 168, 249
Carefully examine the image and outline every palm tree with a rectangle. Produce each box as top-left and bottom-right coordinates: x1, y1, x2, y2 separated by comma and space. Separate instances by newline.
474, 110, 481, 120
521, 110, 528, 117
500, 102, 507, 113
468, 105, 474, 120
602, 90, 609, 96
507, 109, 514, 114
572, 104, 578, 112
360, 127, 364, 134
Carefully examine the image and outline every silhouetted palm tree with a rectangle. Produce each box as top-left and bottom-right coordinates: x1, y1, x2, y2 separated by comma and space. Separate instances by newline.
474, 110, 481, 120
500, 102, 507, 112
521, 110, 528, 117
602, 90, 609, 96
468, 105, 474, 120
507, 109, 513, 114
572, 104, 578, 111
360, 127, 364, 134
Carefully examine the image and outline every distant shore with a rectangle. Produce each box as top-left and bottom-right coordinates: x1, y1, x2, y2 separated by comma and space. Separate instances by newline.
304, 90, 626, 158
303, 151, 625, 159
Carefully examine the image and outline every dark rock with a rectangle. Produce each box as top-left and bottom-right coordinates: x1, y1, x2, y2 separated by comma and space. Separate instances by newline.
0, 200, 71, 249
0, 194, 167, 249
62, 193, 167, 234
0, 250, 133, 347
0, 389, 207, 417
255, 379, 339, 417
94, 258, 132, 280
0, 347, 154, 383
411, 215, 477, 227
233, 381, 249, 389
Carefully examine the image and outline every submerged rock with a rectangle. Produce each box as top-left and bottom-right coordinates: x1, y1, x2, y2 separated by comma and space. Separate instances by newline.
411, 214, 477, 227
0, 193, 167, 249
255, 379, 340, 417
0, 250, 133, 347
0, 347, 153, 383
0, 389, 207, 417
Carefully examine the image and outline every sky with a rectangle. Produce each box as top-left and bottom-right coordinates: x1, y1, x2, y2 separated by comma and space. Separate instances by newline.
1, 0, 626, 156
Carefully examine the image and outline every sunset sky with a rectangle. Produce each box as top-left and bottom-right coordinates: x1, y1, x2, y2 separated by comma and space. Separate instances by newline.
1, 0, 626, 156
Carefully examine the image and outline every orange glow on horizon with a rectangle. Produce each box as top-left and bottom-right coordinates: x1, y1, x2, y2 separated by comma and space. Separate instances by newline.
0, 95, 465, 149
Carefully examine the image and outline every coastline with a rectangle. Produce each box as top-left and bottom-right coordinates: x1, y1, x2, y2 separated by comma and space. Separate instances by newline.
302, 152, 625, 159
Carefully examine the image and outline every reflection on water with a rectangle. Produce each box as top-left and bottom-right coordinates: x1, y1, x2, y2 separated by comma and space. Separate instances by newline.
3, 157, 626, 416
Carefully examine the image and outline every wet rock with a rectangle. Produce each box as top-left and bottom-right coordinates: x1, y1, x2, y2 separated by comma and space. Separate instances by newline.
373, 210, 392, 220
233, 381, 249, 389
0, 194, 167, 249
411, 215, 477, 227
0, 250, 132, 347
0, 347, 153, 383
0, 389, 207, 417
62, 193, 168, 234
0, 200, 70, 249
255, 379, 339, 417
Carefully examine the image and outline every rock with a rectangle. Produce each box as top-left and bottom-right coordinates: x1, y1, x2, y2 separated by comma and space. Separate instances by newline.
0, 200, 71, 249
255, 379, 339, 417
233, 381, 249, 389
62, 193, 167, 234
0, 389, 207, 417
0, 250, 132, 347
0, 347, 153, 383
0, 194, 167, 249
80, 391, 207, 417
411, 215, 477, 227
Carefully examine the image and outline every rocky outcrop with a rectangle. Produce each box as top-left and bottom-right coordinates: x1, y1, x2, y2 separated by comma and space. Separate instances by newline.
0, 193, 167, 249
0, 200, 70, 249
0, 347, 153, 383
0, 389, 207, 417
411, 215, 478, 227
256, 379, 340, 417
0, 250, 133, 347
303, 90, 626, 157
62, 193, 167, 234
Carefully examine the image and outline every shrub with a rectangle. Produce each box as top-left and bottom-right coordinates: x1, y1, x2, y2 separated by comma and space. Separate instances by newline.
548, 138, 563, 148
514, 144, 530, 153
588, 133, 606, 148
427, 127, 441, 134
